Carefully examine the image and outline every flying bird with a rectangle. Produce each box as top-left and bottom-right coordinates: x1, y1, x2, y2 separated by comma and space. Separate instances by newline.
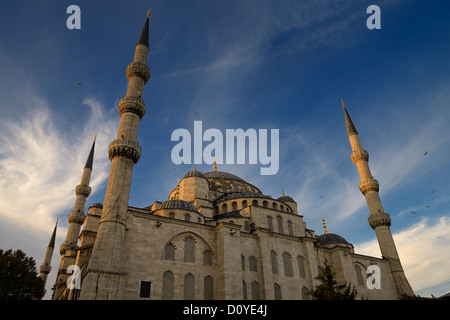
75, 80, 82, 85
423, 151, 429, 155
410, 210, 416, 215
195, 112, 200, 117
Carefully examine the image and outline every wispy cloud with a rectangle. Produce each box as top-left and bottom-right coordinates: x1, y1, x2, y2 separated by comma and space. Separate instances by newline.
355, 216, 450, 297
0, 94, 118, 234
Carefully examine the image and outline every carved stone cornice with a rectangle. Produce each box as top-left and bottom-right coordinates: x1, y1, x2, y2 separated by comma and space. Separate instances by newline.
118, 96, 146, 119
68, 211, 85, 225
368, 212, 391, 229
75, 184, 91, 197
358, 178, 379, 195
351, 149, 369, 164
108, 139, 142, 164
126, 62, 151, 84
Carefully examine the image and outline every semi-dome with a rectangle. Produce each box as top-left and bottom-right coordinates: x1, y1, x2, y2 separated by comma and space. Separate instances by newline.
316, 233, 349, 245
89, 202, 103, 209
159, 199, 198, 212
277, 195, 296, 203
203, 171, 245, 182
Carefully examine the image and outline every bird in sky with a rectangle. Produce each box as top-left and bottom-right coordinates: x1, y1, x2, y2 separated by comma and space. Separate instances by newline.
424, 151, 429, 155
411, 210, 416, 215
75, 80, 82, 85
195, 112, 200, 117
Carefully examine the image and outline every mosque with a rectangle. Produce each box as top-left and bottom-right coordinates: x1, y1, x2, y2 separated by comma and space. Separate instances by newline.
39, 12, 414, 300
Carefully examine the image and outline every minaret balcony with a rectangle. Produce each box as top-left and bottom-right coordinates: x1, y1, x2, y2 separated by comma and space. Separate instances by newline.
126, 62, 151, 83
118, 96, 146, 119
108, 139, 142, 164
358, 178, 379, 195
368, 211, 391, 229
75, 184, 92, 197
351, 149, 369, 164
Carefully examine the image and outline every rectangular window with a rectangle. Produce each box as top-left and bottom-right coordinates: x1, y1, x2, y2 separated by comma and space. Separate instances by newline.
139, 280, 152, 299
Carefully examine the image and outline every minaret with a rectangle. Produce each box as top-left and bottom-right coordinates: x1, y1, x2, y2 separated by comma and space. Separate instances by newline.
39, 219, 58, 294
79, 11, 151, 300
53, 136, 96, 299
342, 99, 414, 297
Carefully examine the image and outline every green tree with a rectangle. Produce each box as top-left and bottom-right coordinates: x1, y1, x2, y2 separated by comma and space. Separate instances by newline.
0, 249, 45, 300
308, 259, 358, 300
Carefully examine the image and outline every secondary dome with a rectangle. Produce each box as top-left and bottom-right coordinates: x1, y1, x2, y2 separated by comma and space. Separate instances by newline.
277, 195, 296, 203
159, 199, 198, 212
203, 171, 245, 182
316, 233, 348, 245
183, 170, 205, 179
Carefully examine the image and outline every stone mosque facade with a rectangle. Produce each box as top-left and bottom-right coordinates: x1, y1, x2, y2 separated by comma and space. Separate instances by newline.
39, 12, 415, 300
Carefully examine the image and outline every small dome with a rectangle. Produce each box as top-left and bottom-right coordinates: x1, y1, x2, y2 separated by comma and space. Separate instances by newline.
90, 202, 103, 209
203, 171, 245, 182
277, 195, 296, 203
183, 170, 205, 179
159, 199, 198, 212
316, 233, 348, 245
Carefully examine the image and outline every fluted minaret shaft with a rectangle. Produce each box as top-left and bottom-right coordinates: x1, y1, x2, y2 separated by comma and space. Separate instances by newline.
79, 13, 151, 300
342, 101, 414, 297
39, 219, 58, 292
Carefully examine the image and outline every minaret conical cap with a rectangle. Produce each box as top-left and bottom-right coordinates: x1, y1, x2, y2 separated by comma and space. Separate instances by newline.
84, 136, 96, 169
341, 98, 358, 136
137, 11, 150, 48
48, 219, 58, 248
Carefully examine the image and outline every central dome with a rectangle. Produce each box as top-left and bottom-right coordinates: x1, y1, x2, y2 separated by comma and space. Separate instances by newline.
203, 171, 245, 182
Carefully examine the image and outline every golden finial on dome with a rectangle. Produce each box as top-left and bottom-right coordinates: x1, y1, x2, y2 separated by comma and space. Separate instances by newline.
147, 9, 151, 18
322, 216, 329, 234
213, 156, 217, 172
282, 189, 285, 196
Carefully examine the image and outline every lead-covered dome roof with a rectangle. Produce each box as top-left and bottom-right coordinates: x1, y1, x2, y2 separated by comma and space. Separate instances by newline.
159, 199, 198, 212
203, 171, 245, 182
277, 195, 296, 203
183, 170, 205, 179
316, 233, 349, 245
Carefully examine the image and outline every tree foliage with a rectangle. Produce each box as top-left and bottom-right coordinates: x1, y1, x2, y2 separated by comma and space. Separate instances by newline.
308, 259, 358, 300
0, 249, 45, 300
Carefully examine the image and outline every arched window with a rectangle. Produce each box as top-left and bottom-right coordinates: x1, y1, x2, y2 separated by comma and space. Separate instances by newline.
242, 281, 247, 300
287, 220, 294, 236
232, 201, 237, 211
222, 203, 227, 213
244, 221, 250, 231
251, 281, 260, 300
242, 200, 248, 208
164, 243, 175, 261
274, 283, 282, 300
354, 264, 365, 286
280, 205, 284, 212
162, 270, 174, 300
168, 212, 175, 219
184, 237, 195, 263
283, 252, 293, 277
241, 255, 246, 270
204, 276, 214, 300
252, 200, 258, 206
271, 250, 278, 274
184, 213, 191, 222
214, 206, 219, 215
263, 201, 268, 208
297, 256, 306, 278
183, 273, 195, 300
249, 256, 257, 272
203, 250, 212, 266
272, 202, 278, 210
277, 216, 284, 234
267, 216, 273, 232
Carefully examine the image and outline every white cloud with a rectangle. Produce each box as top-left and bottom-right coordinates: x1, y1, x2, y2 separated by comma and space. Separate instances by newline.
354, 216, 450, 297
0, 94, 118, 234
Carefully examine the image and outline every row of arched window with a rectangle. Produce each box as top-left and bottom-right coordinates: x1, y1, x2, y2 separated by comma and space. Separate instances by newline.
267, 216, 294, 235
241, 253, 306, 278
214, 199, 293, 214
164, 238, 213, 266
162, 270, 214, 300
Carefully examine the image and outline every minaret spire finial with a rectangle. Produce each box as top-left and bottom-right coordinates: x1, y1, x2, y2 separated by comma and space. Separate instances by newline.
213, 156, 217, 172
322, 216, 328, 234
147, 9, 151, 18
341, 98, 358, 136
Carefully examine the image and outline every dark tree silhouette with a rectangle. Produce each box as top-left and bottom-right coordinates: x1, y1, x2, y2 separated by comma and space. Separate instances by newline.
0, 249, 45, 300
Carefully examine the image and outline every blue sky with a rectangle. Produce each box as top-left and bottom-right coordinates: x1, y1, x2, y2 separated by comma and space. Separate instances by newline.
1, 0, 449, 299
